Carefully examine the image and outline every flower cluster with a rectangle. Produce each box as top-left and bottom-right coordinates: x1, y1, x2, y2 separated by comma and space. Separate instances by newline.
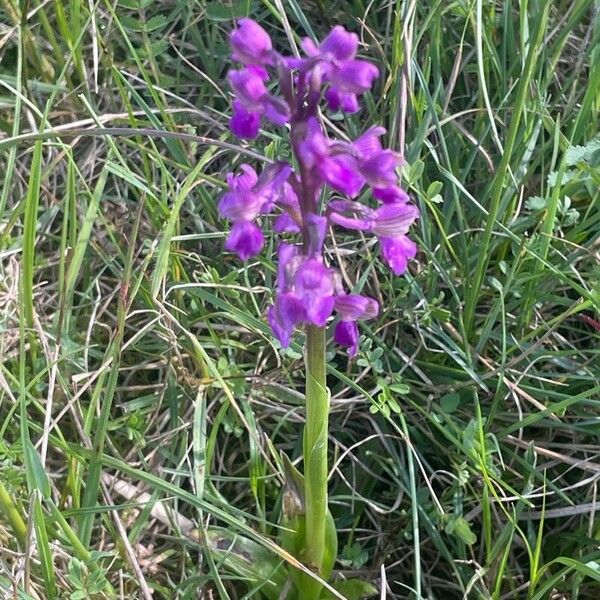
219, 19, 419, 357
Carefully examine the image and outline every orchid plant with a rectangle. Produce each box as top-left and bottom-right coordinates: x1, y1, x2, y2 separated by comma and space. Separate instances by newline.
218, 18, 418, 598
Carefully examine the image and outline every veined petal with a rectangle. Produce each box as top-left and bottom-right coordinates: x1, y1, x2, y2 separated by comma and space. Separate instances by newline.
267, 293, 306, 347
360, 150, 403, 187
226, 162, 258, 191
218, 190, 262, 222
305, 213, 328, 256
263, 96, 291, 125
228, 68, 267, 108
372, 203, 419, 237
353, 126, 386, 158
294, 259, 335, 325
334, 294, 379, 321
274, 212, 301, 234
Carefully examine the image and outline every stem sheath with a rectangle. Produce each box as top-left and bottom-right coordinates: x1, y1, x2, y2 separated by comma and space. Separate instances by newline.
301, 324, 329, 596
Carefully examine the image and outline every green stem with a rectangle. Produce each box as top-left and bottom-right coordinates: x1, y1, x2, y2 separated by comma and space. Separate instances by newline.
0, 479, 27, 547
301, 324, 329, 597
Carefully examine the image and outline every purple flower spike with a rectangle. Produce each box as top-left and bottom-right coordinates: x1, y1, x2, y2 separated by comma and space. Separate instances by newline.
220, 20, 419, 353
230, 19, 273, 66
334, 320, 360, 357
225, 221, 264, 260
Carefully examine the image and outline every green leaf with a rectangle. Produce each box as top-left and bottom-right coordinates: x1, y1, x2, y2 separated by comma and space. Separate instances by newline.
206, 1, 249, 21
321, 578, 378, 599
440, 392, 461, 413
206, 529, 287, 600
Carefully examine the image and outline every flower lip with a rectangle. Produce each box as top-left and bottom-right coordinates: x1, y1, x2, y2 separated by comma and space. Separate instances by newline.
225, 221, 265, 260
379, 235, 418, 275
334, 320, 359, 357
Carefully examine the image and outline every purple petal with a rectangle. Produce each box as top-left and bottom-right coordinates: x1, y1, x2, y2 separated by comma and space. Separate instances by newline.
300, 37, 320, 57
294, 259, 335, 325
267, 293, 306, 347
372, 203, 419, 237
334, 294, 379, 321
263, 96, 291, 125
225, 221, 264, 260
360, 150, 403, 187
327, 199, 373, 232
218, 189, 262, 222
228, 68, 267, 108
325, 88, 359, 113
276, 242, 298, 291
296, 117, 329, 168
226, 162, 258, 191
334, 320, 359, 357
379, 235, 417, 275
305, 213, 328, 256
306, 295, 335, 327
320, 26, 358, 61
319, 154, 365, 197
230, 102, 261, 139
373, 186, 410, 204
274, 212, 301, 234
332, 60, 379, 93
230, 19, 273, 65
353, 126, 386, 158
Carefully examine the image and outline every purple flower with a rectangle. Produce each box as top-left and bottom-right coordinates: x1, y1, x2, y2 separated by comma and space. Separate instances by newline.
218, 163, 292, 223
230, 100, 261, 139
370, 203, 420, 238
230, 19, 273, 66
334, 294, 379, 321
328, 201, 418, 239
380, 235, 417, 275
329, 60, 379, 95
333, 321, 359, 357
220, 21, 420, 353
300, 26, 377, 114
324, 87, 360, 113
297, 118, 364, 197
333, 294, 378, 357
228, 67, 290, 137
225, 221, 264, 260
268, 293, 306, 347
373, 186, 410, 204
302, 26, 358, 62
294, 259, 335, 326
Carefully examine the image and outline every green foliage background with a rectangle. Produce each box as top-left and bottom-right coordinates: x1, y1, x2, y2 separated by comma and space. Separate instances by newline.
0, 0, 599, 598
